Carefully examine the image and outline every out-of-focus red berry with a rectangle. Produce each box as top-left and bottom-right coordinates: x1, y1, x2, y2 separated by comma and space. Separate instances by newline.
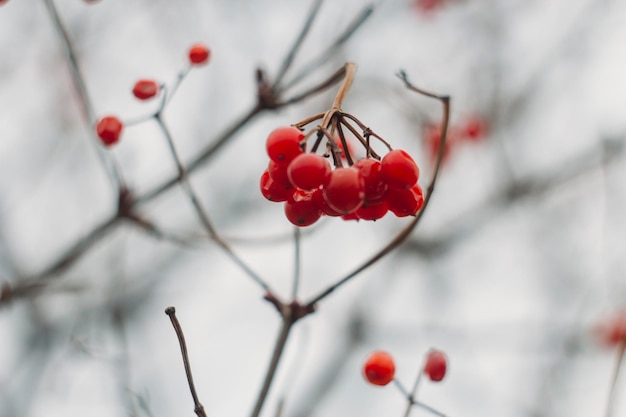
363, 351, 395, 386
95, 116, 123, 147
188, 44, 211, 65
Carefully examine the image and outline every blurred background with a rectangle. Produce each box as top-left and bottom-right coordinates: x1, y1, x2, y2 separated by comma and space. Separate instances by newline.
1, 0, 626, 416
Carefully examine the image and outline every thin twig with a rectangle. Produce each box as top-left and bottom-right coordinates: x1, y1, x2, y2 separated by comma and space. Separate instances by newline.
272, 0, 325, 88
292, 227, 302, 299
135, 105, 262, 205
165, 307, 208, 417
305, 72, 450, 307
250, 318, 295, 417
155, 115, 272, 292
403, 370, 423, 417
42, 0, 125, 190
280, 4, 375, 92
605, 339, 626, 417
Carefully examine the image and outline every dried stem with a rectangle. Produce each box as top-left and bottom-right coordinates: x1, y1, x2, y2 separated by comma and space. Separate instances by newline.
402, 370, 423, 417
280, 4, 375, 92
272, 0, 325, 88
250, 318, 295, 417
305, 71, 450, 307
605, 339, 626, 417
155, 115, 271, 292
165, 307, 207, 417
42, 0, 125, 190
292, 227, 302, 299
320, 63, 356, 128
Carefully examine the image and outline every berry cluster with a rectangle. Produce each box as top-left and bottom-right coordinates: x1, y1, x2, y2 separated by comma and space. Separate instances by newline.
94, 43, 211, 147
260, 125, 424, 227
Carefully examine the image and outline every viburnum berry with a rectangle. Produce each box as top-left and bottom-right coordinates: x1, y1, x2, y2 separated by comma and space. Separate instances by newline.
322, 167, 365, 214
386, 185, 424, 217
260, 170, 294, 202
381, 149, 420, 190
287, 153, 331, 191
354, 158, 387, 203
424, 349, 447, 382
342, 212, 360, 221
284, 190, 321, 227
95, 116, 123, 147
266, 126, 304, 166
356, 200, 388, 221
132, 79, 160, 100
312, 188, 343, 217
188, 43, 211, 65
268, 160, 291, 186
363, 351, 395, 386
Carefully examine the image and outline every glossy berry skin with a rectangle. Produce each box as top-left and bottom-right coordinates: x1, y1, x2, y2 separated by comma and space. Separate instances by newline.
381, 149, 420, 190
288, 153, 331, 191
424, 350, 447, 382
322, 167, 365, 214
188, 43, 211, 65
355, 158, 387, 203
96, 116, 123, 146
363, 351, 395, 386
284, 190, 321, 227
132, 79, 160, 100
356, 201, 388, 221
268, 160, 291, 186
312, 188, 343, 217
266, 126, 304, 166
386, 185, 424, 217
260, 170, 294, 202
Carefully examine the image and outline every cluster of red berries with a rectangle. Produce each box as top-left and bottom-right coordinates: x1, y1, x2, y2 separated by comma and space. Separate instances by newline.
362, 349, 448, 387
424, 115, 488, 164
94, 43, 211, 147
260, 126, 424, 227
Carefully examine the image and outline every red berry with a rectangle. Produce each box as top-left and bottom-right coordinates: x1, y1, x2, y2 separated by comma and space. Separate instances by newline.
284, 190, 321, 227
287, 153, 331, 191
268, 160, 291, 186
260, 170, 294, 202
188, 43, 211, 65
356, 200, 388, 221
386, 185, 424, 217
381, 149, 420, 190
322, 167, 365, 214
424, 350, 447, 382
342, 212, 360, 221
266, 126, 304, 166
355, 158, 387, 203
363, 351, 395, 386
312, 188, 343, 217
95, 116, 123, 146
132, 79, 160, 100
